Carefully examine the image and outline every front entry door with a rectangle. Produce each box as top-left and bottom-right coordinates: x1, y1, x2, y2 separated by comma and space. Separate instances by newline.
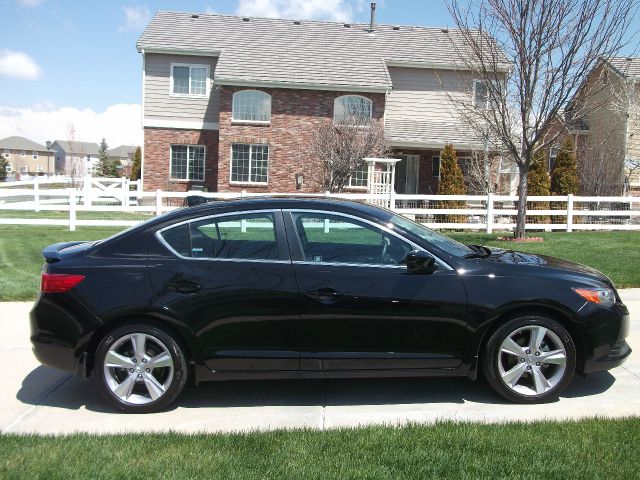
394, 155, 420, 194
284, 210, 468, 372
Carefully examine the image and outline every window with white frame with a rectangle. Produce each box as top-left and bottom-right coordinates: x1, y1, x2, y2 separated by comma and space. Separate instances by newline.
170, 145, 205, 181
232, 90, 271, 122
231, 144, 269, 184
2, 151, 9, 159
432, 156, 441, 178
334, 95, 372, 124
171, 64, 209, 96
21, 150, 26, 157
5, 163, 12, 173
36, 164, 43, 173
474, 80, 489, 109
20, 165, 28, 174
32, 151, 38, 159
548, 147, 559, 172
349, 163, 368, 187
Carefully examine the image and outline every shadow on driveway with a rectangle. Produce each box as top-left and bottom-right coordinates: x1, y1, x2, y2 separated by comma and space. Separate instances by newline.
16, 365, 617, 414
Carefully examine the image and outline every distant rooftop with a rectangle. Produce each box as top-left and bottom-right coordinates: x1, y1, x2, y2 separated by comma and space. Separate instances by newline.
108, 145, 137, 158
137, 11, 509, 92
51, 140, 100, 155
0, 136, 48, 151
606, 57, 640, 78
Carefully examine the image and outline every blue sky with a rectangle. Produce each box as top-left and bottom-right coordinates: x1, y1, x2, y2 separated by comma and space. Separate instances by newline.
0, 0, 637, 146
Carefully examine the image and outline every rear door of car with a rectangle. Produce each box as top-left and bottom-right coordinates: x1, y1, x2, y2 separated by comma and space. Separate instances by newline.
148, 209, 301, 372
283, 209, 468, 372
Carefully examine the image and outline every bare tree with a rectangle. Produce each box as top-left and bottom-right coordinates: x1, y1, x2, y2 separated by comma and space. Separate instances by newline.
65, 123, 84, 187
445, 0, 638, 238
579, 120, 626, 195
461, 146, 509, 194
308, 115, 390, 192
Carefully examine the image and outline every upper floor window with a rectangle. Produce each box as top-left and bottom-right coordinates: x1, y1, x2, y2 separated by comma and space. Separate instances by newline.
334, 95, 372, 125
2, 150, 9, 159
32, 151, 38, 160
548, 147, 559, 172
232, 90, 271, 122
171, 145, 205, 181
21, 150, 25, 157
602, 69, 609, 85
474, 80, 489, 109
171, 64, 209, 96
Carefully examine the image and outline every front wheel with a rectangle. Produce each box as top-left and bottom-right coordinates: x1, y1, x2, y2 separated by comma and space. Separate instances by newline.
482, 315, 576, 403
95, 324, 188, 413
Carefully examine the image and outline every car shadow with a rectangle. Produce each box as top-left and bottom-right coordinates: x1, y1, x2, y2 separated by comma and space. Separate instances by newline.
16, 365, 618, 414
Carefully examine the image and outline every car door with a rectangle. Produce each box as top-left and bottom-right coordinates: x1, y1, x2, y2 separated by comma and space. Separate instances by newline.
283, 210, 468, 372
148, 209, 301, 372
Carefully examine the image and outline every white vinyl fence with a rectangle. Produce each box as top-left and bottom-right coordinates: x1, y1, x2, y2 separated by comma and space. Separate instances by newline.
0, 180, 638, 232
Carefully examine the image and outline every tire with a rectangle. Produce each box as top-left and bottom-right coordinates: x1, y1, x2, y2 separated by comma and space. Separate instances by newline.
95, 324, 188, 413
482, 315, 576, 403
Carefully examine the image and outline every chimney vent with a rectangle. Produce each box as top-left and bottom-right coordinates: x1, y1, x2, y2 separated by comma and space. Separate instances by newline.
242, 17, 250, 22
368, 2, 376, 33
294, 20, 301, 25
392, 25, 400, 31
191, 14, 199, 18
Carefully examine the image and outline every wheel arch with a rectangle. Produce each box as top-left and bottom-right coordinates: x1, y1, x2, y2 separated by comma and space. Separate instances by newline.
82, 313, 202, 378
475, 305, 587, 375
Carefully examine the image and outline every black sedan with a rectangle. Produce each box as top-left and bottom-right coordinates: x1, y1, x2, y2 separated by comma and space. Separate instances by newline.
31, 198, 631, 412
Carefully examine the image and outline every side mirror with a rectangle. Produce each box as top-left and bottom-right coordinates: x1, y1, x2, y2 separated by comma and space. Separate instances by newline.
405, 250, 437, 274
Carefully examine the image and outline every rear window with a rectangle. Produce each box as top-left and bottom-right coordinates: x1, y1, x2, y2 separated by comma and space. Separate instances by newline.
159, 212, 280, 260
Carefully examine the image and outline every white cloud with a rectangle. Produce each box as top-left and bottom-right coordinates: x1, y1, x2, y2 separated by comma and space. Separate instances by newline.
0, 103, 142, 147
121, 5, 151, 32
0, 50, 42, 80
17, 0, 45, 6
235, 0, 354, 22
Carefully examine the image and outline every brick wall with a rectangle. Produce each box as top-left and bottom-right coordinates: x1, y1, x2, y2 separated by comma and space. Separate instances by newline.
217, 86, 386, 192
143, 128, 219, 192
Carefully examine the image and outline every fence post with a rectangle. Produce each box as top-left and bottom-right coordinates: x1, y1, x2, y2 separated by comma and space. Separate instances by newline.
389, 187, 396, 211
121, 177, 128, 207
68, 189, 76, 232
241, 190, 247, 198
566, 194, 574, 233
155, 189, 162, 216
83, 174, 91, 207
34, 176, 40, 212
486, 192, 494, 234
325, 191, 330, 197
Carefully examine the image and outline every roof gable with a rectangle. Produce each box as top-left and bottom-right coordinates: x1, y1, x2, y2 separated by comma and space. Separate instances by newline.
0, 136, 48, 151
51, 140, 100, 155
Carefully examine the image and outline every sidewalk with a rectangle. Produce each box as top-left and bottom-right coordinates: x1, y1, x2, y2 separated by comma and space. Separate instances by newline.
1, 290, 638, 435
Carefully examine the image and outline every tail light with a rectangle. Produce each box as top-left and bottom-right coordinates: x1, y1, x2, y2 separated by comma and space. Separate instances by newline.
41, 273, 85, 293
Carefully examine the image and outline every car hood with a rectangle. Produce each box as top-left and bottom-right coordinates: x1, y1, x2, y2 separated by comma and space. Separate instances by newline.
485, 249, 612, 285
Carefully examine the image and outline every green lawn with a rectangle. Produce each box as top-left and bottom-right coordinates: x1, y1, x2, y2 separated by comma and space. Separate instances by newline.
1, 418, 638, 479
0, 226, 638, 301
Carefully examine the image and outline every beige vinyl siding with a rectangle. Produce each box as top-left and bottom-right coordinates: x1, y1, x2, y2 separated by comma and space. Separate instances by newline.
144, 53, 220, 126
385, 67, 469, 123
627, 83, 640, 161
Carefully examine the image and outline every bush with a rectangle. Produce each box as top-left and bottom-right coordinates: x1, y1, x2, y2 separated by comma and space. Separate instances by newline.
527, 149, 551, 224
551, 138, 579, 223
437, 144, 466, 224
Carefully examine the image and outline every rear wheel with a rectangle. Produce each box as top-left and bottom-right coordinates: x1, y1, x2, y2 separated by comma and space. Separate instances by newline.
95, 324, 188, 413
482, 315, 576, 403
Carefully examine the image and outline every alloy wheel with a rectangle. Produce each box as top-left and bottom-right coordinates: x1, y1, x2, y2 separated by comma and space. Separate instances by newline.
103, 333, 174, 405
497, 325, 567, 396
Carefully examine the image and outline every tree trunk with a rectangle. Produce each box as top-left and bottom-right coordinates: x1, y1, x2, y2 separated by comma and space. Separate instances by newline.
515, 165, 528, 239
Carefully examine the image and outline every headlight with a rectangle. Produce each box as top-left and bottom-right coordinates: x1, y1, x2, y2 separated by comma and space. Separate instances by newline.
573, 287, 616, 306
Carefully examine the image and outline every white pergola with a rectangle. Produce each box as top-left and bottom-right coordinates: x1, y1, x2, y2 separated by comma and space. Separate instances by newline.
364, 157, 401, 208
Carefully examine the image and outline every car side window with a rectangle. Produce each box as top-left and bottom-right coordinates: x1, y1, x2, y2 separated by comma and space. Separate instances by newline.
291, 212, 412, 266
160, 212, 280, 260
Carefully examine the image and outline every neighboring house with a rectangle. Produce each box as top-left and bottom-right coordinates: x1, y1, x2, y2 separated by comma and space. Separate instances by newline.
137, 11, 509, 193
108, 145, 138, 176
50, 140, 100, 177
551, 57, 640, 195
0, 136, 55, 176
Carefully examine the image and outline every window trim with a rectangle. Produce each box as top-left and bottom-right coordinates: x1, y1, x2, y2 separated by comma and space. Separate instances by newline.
169, 144, 207, 182
231, 89, 272, 124
36, 164, 43, 173
5, 162, 13, 173
333, 94, 373, 124
155, 209, 290, 264
169, 63, 210, 98
32, 151, 38, 160
473, 79, 489, 110
284, 209, 452, 270
348, 163, 369, 189
230, 143, 269, 185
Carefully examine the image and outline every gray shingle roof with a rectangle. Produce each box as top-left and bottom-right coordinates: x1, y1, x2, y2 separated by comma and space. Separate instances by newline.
51, 140, 100, 155
0, 136, 48, 151
138, 12, 509, 92
607, 57, 640, 78
108, 145, 137, 158
386, 120, 483, 150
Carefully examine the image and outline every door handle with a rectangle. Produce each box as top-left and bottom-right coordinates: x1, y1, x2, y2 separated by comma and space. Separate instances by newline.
305, 288, 343, 304
166, 280, 202, 294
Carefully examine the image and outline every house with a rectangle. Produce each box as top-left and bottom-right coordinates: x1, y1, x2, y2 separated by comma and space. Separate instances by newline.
551, 57, 640, 195
108, 144, 138, 176
0, 136, 55, 176
50, 140, 100, 177
137, 10, 510, 194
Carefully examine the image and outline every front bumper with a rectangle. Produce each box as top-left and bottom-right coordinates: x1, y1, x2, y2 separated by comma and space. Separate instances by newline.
581, 301, 632, 374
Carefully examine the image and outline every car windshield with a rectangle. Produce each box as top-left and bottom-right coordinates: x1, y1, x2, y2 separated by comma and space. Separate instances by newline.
385, 212, 474, 257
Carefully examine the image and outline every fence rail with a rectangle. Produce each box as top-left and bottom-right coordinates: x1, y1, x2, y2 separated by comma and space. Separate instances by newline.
0, 186, 638, 232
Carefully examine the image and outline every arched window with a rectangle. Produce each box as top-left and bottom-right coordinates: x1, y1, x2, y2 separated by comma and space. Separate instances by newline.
232, 90, 272, 122
333, 95, 372, 124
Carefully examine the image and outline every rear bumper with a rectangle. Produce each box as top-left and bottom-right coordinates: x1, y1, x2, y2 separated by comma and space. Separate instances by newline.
31, 337, 81, 375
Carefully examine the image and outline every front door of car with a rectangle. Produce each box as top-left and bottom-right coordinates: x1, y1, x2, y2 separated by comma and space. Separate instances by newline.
148, 210, 300, 372
283, 210, 468, 371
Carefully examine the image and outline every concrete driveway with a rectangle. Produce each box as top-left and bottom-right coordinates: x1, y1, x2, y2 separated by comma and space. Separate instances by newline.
2, 290, 639, 435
